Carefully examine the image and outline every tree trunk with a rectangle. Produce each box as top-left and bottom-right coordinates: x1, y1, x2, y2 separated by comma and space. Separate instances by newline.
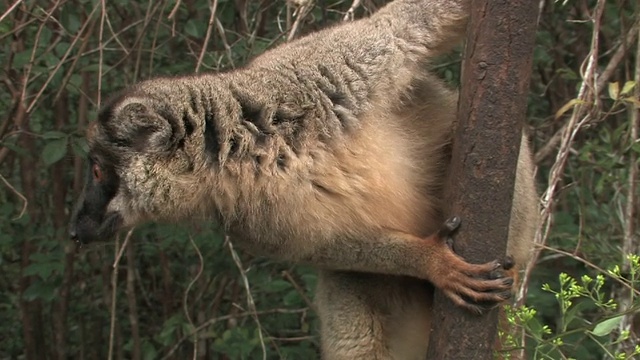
426, 0, 538, 359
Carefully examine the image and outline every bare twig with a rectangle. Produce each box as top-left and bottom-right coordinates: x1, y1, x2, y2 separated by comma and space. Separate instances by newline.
621, 11, 640, 275
108, 228, 134, 360
52, 13, 99, 104
195, 0, 219, 73
183, 235, 204, 360
343, 0, 362, 21
125, 236, 141, 360
537, 244, 640, 297
0, 0, 24, 24
215, 17, 235, 69
614, 7, 640, 353
161, 308, 307, 360
534, 18, 640, 164
21, 0, 63, 107
226, 236, 267, 360
113, 228, 134, 267
282, 270, 315, 311
167, 0, 182, 20
0, 172, 27, 219
596, 18, 640, 93
518, 0, 607, 306
97, 0, 107, 107
25, 2, 100, 113
287, 2, 312, 42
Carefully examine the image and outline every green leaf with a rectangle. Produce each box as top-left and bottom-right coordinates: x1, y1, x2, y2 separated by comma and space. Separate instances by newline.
283, 290, 302, 306
607, 82, 619, 100
22, 280, 57, 302
263, 279, 292, 292
68, 74, 82, 90
620, 80, 636, 96
185, 20, 199, 38
66, 12, 81, 33
71, 136, 89, 157
55, 42, 71, 57
591, 315, 624, 336
623, 97, 640, 108
13, 50, 32, 68
142, 341, 158, 360
42, 137, 69, 166
23, 261, 63, 280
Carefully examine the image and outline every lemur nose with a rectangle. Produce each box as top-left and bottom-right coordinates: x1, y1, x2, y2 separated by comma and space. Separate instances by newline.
69, 227, 78, 242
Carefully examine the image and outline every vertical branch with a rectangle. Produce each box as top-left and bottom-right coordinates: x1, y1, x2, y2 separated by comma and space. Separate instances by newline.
125, 239, 141, 360
426, 0, 538, 358
623, 0, 640, 289
615, 5, 640, 353
18, 114, 47, 360
97, 0, 107, 107
518, 0, 607, 306
109, 229, 132, 360
226, 236, 267, 360
107, 236, 121, 360
183, 235, 204, 360
195, 0, 219, 73
51, 90, 77, 360
73, 71, 91, 195
158, 250, 174, 320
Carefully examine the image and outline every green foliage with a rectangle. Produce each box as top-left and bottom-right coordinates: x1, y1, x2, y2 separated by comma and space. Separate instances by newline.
1, 0, 639, 358
501, 254, 640, 360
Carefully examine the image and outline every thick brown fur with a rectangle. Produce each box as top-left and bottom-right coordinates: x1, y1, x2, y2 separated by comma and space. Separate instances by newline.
70, 1, 538, 359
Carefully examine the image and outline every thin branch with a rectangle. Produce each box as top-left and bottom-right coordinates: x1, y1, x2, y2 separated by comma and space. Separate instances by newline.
195, 0, 219, 73
518, 0, 607, 306
125, 236, 141, 360
113, 228, 134, 267
161, 308, 307, 360
534, 18, 640, 164
0, 173, 27, 219
167, 0, 182, 20
25, 2, 100, 113
287, 2, 312, 42
97, 0, 107, 107
183, 235, 204, 360
343, 0, 362, 21
596, 18, 640, 93
614, 6, 640, 354
282, 270, 315, 311
226, 236, 267, 360
621, 9, 640, 275
108, 228, 134, 360
215, 17, 235, 69
21, 0, 63, 107
537, 244, 640, 297
0, 0, 24, 24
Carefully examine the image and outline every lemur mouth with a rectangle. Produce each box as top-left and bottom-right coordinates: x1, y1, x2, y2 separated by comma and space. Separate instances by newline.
70, 212, 124, 245
96, 212, 124, 240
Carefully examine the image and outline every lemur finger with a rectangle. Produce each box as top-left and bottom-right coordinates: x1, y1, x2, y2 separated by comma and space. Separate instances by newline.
444, 290, 484, 315
503, 256, 515, 270
437, 216, 461, 239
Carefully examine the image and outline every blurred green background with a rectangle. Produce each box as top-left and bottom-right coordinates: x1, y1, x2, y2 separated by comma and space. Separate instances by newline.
0, 0, 638, 359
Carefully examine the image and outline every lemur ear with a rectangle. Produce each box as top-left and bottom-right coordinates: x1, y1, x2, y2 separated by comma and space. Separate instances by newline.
113, 101, 185, 153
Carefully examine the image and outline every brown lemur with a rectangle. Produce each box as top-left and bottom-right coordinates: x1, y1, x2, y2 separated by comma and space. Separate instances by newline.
70, 0, 538, 358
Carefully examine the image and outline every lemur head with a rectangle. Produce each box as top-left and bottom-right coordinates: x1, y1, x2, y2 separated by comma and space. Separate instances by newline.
69, 83, 203, 244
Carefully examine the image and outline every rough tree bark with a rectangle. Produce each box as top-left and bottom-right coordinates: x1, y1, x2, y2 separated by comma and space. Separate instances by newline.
426, 1, 538, 359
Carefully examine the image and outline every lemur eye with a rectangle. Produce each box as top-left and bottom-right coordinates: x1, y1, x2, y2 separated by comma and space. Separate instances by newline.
92, 164, 103, 182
